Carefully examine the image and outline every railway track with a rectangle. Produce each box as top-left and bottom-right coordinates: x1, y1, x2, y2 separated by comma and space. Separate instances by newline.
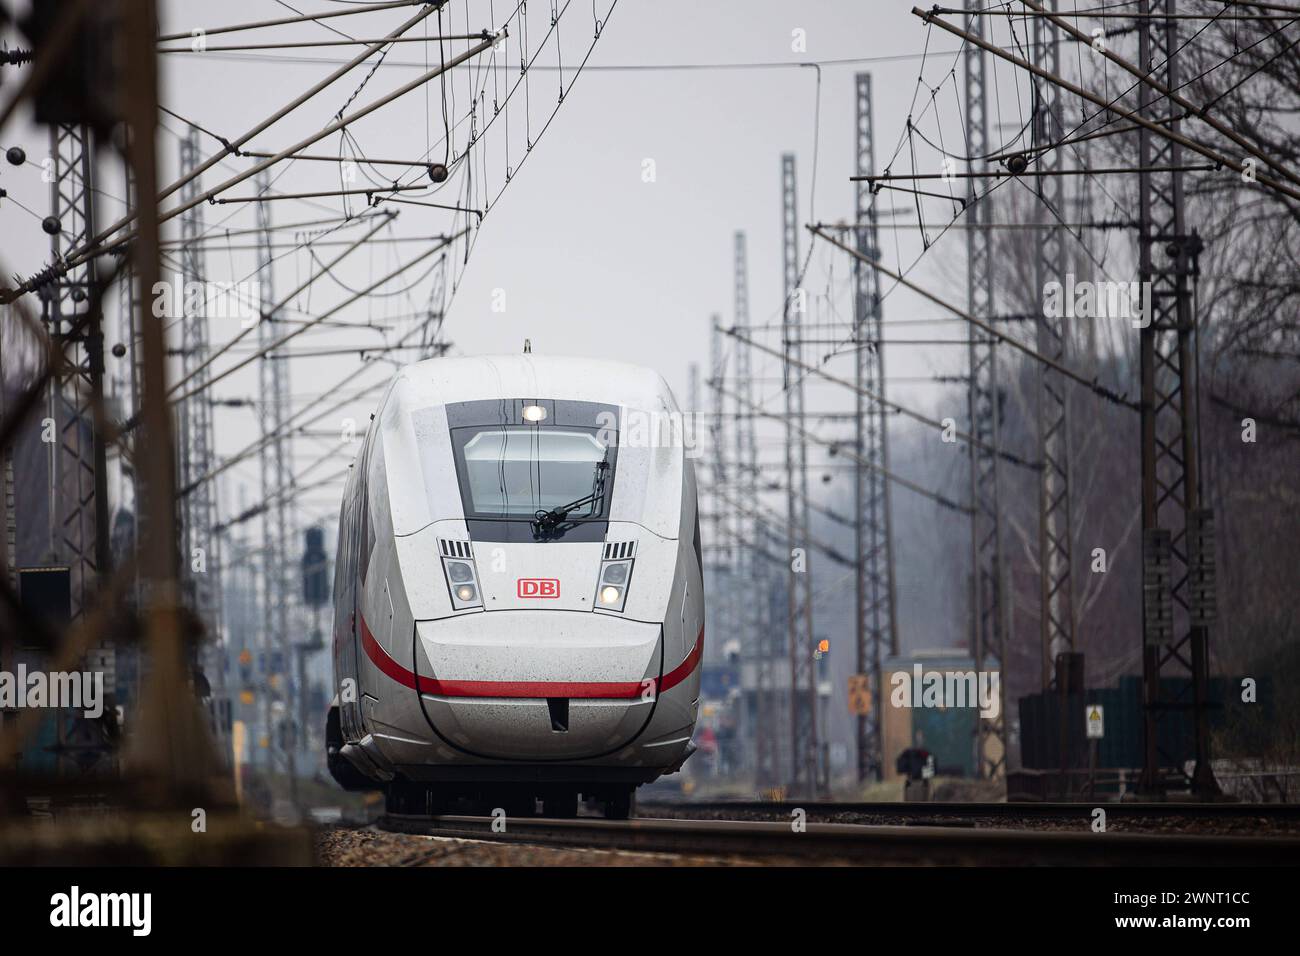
640, 800, 1300, 828
642, 800, 1300, 818
376, 809, 1300, 865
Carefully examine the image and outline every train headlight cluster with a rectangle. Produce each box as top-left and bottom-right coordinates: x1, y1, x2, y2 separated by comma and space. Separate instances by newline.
594, 559, 632, 613
443, 558, 483, 610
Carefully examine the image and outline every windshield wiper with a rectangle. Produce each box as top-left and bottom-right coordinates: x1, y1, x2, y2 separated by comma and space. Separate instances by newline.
531, 460, 609, 537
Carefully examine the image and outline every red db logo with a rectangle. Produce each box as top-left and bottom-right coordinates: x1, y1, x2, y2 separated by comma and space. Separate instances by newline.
517, 578, 560, 598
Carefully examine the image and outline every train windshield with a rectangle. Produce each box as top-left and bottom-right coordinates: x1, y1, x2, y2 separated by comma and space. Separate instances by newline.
455, 427, 612, 519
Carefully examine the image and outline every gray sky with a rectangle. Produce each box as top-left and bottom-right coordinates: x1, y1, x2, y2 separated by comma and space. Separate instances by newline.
0, 2, 984, 519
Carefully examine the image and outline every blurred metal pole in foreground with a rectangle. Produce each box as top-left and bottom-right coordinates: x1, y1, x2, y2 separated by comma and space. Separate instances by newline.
120, 0, 221, 805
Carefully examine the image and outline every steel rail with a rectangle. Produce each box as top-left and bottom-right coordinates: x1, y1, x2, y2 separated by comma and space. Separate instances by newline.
639, 800, 1300, 820
376, 812, 1300, 865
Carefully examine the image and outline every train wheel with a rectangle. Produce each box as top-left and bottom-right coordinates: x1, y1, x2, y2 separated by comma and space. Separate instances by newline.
384, 781, 417, 815
495, 790, 536, 819
603, 787, 636, 821
541, 790, 578, 818
386, 781, 447, 815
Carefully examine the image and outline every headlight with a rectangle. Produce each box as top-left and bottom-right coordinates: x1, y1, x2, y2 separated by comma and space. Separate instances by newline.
442, 556, 482, 609
594, 559, 632, 612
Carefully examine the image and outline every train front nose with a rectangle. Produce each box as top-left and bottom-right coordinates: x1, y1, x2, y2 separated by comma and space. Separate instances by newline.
413, 611, 662, 760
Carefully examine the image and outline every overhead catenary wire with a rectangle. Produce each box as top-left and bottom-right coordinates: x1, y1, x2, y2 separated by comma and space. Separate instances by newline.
808, 225, 1139, 410
170, 229, 466, 406
0, 3, 456, 301
911, 5, 1300, 206
843, 0, 1264, 318
173, 220, 481, 500
723, 322, 1043, 470
1017, 0, 1300, 192
167, 212, 397, 396
857, 162, 1219, 183
937, 5, 1300, 20
155, 0, 430, 43
152, 34, 496, 242
179, 376, 387, 498
712, 380, 973, 516
158, 34, 492, 54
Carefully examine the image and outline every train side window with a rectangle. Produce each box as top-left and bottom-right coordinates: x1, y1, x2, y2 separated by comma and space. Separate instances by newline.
344, 496, 359, 596
358, 439, 376, 584
364, 501, 376, 580
692, 511, 702, 573
331, 505, 345, 605
358, 494, 373, 584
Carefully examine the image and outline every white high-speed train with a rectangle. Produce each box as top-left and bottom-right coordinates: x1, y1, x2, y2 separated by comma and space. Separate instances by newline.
325, 353, 704, 818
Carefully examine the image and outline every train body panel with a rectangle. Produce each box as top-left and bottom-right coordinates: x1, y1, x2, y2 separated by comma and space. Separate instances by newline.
327, 355, 703, 808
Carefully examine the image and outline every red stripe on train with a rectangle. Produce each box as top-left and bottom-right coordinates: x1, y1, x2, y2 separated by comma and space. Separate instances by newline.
359, 615, 702, 699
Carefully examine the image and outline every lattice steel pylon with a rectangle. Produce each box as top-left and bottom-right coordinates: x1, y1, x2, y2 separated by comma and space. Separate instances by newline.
1136, 0, 1219, 797
47, 124, 109, 616
116, 164, 141, 605
963, 10, 1008, 780
1032, 3, 1077, 690
709, 317, 731, 570
177, 130, 223, 650
253, 170, 296, 778
733, 231, 777, 786
43, 123, 113, 774
851, 73, 899, 783
705, 317, 738, 754
779, 154, 819, 795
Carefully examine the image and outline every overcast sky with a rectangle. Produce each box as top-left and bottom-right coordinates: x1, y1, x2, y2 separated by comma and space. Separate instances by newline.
0, 1, 1001, 522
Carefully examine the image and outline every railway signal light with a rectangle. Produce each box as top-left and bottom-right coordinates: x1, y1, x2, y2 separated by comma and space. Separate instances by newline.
302, 526, 331, 607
